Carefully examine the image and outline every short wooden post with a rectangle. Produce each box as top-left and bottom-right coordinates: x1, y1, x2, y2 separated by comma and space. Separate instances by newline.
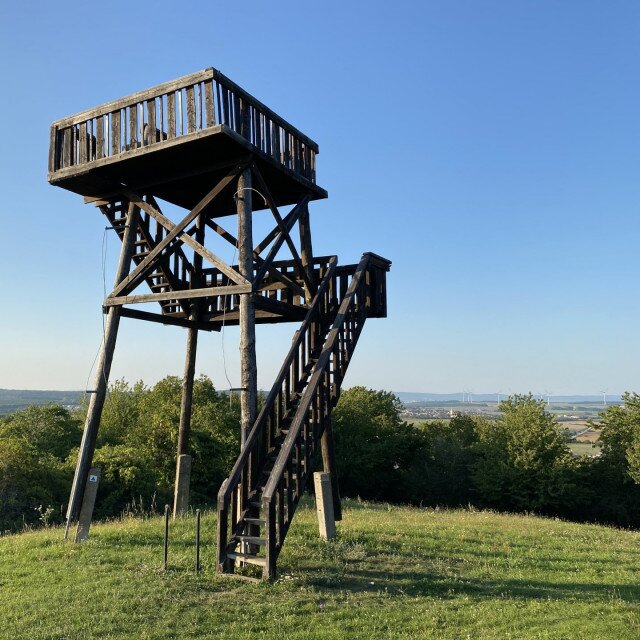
173, 454, 192, 518
65, 202, 138, 539
313, 472, 336, 541
320, 417, 342, 521
74, 467, 101, 542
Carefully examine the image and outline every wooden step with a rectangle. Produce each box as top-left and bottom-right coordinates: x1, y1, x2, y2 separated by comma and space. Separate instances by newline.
232, 535, 266, 546
244, 517, 265, 526
226, 552, 266, 567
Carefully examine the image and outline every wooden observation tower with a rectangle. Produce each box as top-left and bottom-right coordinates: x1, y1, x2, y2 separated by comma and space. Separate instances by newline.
48, 68, 390, 578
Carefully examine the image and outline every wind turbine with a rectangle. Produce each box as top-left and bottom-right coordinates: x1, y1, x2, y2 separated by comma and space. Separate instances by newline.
600, 389, 608, 406
544, 390, 553, 407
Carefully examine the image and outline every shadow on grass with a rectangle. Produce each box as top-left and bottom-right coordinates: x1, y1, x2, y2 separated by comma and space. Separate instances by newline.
301, 565, 639, 603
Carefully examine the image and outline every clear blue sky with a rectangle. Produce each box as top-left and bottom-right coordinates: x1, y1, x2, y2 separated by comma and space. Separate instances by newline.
0, 0, 638, 395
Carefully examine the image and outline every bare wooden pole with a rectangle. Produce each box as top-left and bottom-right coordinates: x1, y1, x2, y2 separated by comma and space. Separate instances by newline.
65, 202, 138, 539
237, 169, 257, 447
173, 212, 204, 517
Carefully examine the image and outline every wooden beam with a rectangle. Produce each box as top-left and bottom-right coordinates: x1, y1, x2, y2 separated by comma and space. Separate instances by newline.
65, 202, 139, 537
253, 196, 309, 256
118, 307, 219, 331
105, 283, 251, 306
251, 165, 314, 295
127, 192, 247, 287
237, 168, 257, 449
111, 165, 245, 298
252, 197, 310, 288
205, 211, 306, 300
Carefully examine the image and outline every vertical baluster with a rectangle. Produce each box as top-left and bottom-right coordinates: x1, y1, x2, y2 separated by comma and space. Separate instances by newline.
186, 84, 196, 133
95, 116, 104, 160
167, 91, 176, 139
204, 78, 215, 127
273, 124, 281, 163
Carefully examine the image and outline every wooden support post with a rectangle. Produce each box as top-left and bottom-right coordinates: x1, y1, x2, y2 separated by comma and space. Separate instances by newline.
320, 416, 342, 521
313, 472, 336, 540
298, 203, 316, 302
237, 169, 257, 447
173, 454, 192, 518
74, 467, 101, 542
173, 211, 203, 517
173, 326, 197, 517
65, 202, 138, 540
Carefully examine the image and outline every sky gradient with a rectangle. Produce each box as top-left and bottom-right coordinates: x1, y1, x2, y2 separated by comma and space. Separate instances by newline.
0, 1, 638, 395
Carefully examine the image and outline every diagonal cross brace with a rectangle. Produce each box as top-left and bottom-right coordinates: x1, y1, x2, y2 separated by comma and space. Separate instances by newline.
109, 164, 248, 299
125, 191, 246, 287
252, 195, 311, 289
251, 165, 315, 296
204, 217, 306, 299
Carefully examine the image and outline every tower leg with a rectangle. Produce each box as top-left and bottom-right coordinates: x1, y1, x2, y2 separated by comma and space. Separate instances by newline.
321, 417, 342, 521
237, 168, 258, 556
64, 202, 138, 540
173, 319, 198, 517
237, 168, 257, 447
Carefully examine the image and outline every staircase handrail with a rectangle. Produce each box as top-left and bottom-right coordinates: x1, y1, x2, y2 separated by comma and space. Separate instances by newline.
217, 255, 338, 509
261, 253, 371, 504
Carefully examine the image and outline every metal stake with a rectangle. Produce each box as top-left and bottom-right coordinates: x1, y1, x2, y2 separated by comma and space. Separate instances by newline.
195, 509, 201, 573
163, 504, 169, 570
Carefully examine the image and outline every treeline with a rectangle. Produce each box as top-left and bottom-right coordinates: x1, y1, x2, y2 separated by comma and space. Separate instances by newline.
333, 388, 640, 528
3, 379, 640, 533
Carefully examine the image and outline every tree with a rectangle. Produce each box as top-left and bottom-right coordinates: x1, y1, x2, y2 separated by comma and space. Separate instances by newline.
473, 394, 576, 512
333, 387, 427, 503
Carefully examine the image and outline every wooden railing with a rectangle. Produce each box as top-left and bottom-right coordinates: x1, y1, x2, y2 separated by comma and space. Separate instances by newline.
216, 257, 340, 571
261, 254, 376, 577
49, 68, 318, 184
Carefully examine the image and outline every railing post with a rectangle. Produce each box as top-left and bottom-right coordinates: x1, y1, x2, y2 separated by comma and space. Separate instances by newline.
264, 498, 277, 580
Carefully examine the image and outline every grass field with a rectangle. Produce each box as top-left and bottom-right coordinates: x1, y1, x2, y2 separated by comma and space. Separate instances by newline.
1, 499, 639, 639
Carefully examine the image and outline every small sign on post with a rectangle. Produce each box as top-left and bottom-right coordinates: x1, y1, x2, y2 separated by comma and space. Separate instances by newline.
74, 467, 101, 543
313, 472, 336, 541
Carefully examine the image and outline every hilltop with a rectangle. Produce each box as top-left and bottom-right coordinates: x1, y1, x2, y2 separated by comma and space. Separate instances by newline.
1, 500, 638, 639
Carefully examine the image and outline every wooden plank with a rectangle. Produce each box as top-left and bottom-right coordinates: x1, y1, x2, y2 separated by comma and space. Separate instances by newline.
167, 92, 176, 139
187, 85, 196, 133
105, 283, 251, 306
204, 79, 215, 126
128, 106, 137, 149
48, 126, 57, 173
110, 111, 120, 155
119, 306, 218, 331
147, 99, 156, 144
96, 116, 104, 159
79, 124, 87, 163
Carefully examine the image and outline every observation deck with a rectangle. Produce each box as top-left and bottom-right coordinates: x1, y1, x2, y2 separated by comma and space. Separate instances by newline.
48, 68, 327, 215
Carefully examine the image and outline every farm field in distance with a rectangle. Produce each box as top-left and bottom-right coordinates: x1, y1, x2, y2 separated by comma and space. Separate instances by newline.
401, 400, 612, 457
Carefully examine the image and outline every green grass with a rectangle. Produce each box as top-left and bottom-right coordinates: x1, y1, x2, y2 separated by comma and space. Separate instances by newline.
1, 500, 639, 639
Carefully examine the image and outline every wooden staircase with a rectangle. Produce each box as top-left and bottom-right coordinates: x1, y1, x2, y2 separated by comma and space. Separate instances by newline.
216, 252, 390, 579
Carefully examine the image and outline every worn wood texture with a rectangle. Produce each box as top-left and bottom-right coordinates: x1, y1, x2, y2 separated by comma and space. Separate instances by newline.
74, 467, 101, 542
237, 168, 257, 447
65, 203, 139, 535
313, 472, 336, 541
